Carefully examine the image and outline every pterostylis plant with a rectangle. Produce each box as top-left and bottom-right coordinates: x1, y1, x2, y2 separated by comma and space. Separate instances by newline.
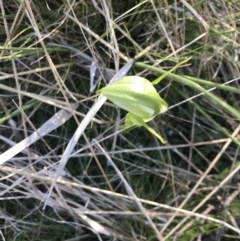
97, 58, 191, 143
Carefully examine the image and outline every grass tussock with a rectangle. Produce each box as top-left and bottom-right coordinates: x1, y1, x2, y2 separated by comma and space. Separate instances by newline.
0, 0, 240, 240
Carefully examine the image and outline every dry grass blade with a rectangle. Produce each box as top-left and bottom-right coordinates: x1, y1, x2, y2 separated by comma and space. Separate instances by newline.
43, 59, 134, 208
0, 103, 79, 165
